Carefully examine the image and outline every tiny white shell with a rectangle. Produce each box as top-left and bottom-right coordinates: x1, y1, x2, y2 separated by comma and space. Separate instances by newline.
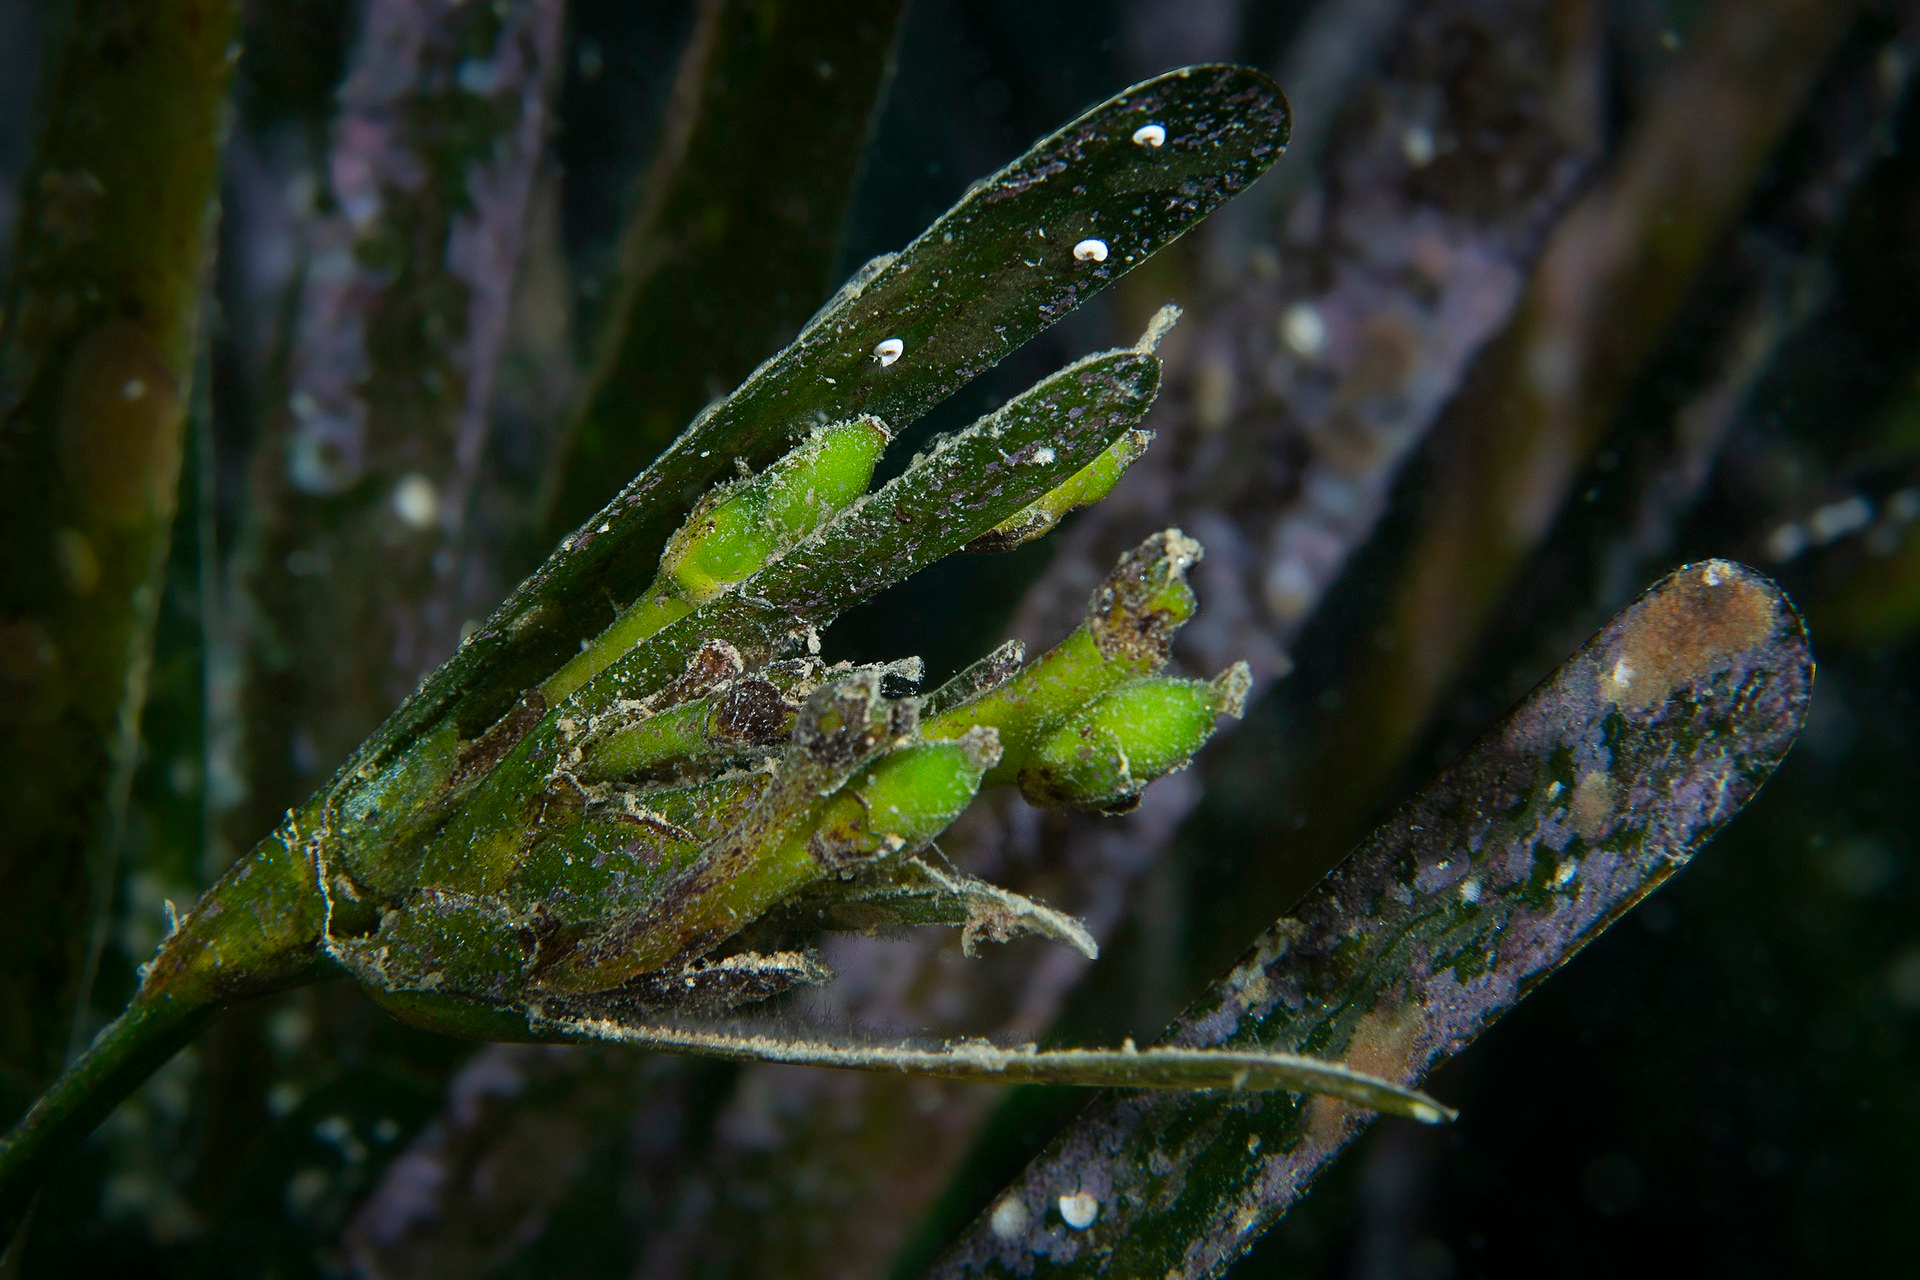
1058, 1191, 1099, 1230
1131, 122, 1167, 147
1072, 238, 1109, 263
873, 337, 904, 366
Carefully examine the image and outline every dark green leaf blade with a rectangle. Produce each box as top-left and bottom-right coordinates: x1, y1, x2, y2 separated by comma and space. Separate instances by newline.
928, 560, 1813, 1277
371, 64, 1289, 752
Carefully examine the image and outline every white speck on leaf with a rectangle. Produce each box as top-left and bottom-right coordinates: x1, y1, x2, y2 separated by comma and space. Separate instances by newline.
1073, 238, 1109, 263
1132, 122, 1166, 147
1058, 1190, 1099, 1230
874, 337, 904, 366
990, 1195, 1028, 1239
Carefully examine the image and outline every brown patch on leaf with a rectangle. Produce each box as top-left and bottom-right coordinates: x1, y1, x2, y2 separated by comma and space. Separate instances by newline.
712, 676, 797, 745
1569, 769, 1614, 843
1086, 529, 1201, 669
455, 691, 549, 786
1303, 1002, 1423, 1148
1600, 561, 1778, 712
790, 671, 893, 770
654, 638, 747, 709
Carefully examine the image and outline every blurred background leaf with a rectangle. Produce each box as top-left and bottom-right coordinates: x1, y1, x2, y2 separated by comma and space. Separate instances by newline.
0, 0, 239, 1110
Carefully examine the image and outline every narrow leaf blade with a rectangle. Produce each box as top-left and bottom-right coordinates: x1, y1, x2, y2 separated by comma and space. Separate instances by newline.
524, 1017, 1450, 1123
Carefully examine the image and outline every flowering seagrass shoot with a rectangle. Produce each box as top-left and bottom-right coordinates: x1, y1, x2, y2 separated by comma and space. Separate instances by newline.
0, 63, 1480, 1234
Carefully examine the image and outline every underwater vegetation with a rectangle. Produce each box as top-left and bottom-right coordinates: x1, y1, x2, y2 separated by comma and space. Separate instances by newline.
0, 0, 1916, 1275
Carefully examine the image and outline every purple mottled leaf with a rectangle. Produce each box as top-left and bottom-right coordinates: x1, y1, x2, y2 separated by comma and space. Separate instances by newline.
932, 559, 1812, 1277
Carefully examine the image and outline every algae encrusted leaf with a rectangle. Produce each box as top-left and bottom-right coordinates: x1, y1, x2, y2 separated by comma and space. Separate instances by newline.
932, 561, 1813, 1277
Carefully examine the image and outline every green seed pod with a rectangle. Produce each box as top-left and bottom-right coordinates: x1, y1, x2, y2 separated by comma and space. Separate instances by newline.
808, 729, 1002, 866
660, 415, 891, 602
1019, 663, 1250, 812
545, 416, 888, 703
924, 529, 1204, 781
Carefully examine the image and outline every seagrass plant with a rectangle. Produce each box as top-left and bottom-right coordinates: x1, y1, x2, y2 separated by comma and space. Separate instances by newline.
0, 11, 1822, 1268
0, 58, 1472, 1230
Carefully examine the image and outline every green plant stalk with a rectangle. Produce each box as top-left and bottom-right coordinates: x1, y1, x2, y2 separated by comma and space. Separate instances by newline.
562, 526, 1244, 982
926, 528, 1200, 781
337, 347, 1158, 904
0, 825, 332, 1235
578, 529, 1244, 989
0, 0, 241, 1088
